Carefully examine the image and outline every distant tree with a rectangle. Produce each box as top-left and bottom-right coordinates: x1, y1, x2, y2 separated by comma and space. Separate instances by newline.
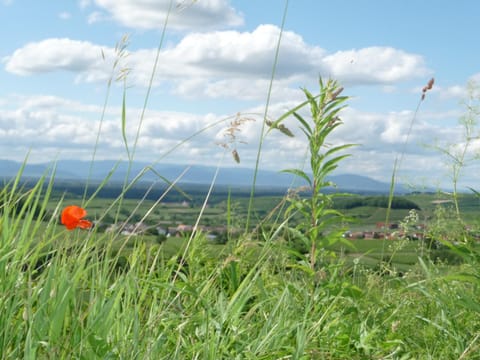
156, 234, 167, 244
333, 196, 420, 210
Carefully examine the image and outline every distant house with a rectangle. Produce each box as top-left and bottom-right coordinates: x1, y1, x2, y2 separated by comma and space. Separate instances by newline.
206, 233, 217, 241
156, 226, 168, 236
106, 221, 148, 236
376, 222, 398, 230
363, 231, 384, 239
174, 224, 194, 236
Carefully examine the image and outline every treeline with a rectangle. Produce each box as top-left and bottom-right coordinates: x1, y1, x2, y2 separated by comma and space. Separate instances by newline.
333, 196, 420, 210
9, 180, 287, 204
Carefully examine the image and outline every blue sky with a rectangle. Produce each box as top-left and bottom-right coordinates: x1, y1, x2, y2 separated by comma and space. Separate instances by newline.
1, 0, 479, 189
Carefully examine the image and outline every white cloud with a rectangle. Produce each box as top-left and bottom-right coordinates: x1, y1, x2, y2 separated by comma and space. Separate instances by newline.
470, 72, 480, 83
86, 11, 105, 24
437, 85, 466, 100
0, 94, 234, 164
92, 0, 244, 31
161, 24, 324, 78
3, 26, 432, 100
434, 74, 480, 102
322, 47, 430, 84
78, 0, 91, 9
58, 11, 71, 20
4, 38, 113, 78
0, 92, 476, 187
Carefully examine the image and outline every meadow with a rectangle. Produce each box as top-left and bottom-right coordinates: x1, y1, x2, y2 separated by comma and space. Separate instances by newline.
2, 174, 479, 359
1, 9, 480, 359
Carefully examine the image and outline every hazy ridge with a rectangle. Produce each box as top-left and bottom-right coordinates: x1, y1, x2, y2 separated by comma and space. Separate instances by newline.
0, 159, 411, 194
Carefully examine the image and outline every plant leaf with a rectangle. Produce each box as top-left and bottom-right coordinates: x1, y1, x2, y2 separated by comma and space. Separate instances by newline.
281, 169, 312, 186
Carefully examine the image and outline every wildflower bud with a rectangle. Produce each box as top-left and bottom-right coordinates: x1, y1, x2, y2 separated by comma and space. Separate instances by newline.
329, 87, 344, 101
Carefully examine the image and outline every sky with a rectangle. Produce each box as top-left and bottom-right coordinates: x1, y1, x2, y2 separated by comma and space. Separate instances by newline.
1, 0, 479, 189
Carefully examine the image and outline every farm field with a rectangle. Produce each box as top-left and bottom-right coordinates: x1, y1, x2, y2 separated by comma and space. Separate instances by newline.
37, 181, 479, 273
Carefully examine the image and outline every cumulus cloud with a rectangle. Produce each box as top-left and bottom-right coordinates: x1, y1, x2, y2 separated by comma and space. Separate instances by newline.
437, 85, 467, 100
0, 91, 475, 187
0, 94, 236, 164
322, 47, 430, 84
161, 25, 323, 78
4, 38, 113, 78
3, 25, 431, 100
91, 0, 244, 31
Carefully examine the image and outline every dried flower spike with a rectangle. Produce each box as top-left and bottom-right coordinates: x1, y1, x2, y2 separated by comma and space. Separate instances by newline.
426, 78, 434, 90
278, 124, 294, 137
421, 77, 435, 101
232, 149, 240, 163
329, 86, 344, 101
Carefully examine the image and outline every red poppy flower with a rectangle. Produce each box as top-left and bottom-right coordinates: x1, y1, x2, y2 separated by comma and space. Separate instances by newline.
61, 205, 92, 230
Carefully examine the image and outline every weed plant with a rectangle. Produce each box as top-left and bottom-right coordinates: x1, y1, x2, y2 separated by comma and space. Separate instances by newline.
1, 2, 480, 359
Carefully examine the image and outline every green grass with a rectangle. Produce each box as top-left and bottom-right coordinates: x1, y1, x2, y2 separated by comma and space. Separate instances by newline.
1, 199, 479, 358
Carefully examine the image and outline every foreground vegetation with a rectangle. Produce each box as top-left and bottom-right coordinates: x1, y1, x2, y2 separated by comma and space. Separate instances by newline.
1, 179, 480, 358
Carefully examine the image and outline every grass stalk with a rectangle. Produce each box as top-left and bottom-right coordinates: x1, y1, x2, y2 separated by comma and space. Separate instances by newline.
245, 0, 290, 232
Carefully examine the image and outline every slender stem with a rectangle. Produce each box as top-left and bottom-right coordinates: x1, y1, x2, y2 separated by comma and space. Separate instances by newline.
245, 0, 289, 232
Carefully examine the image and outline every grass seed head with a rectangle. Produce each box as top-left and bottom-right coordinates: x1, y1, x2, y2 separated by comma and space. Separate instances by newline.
421, 77, 435, 100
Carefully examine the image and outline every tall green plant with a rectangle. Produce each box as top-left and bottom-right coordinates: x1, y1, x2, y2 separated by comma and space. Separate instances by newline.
280, 78, 355, 269
433, 80, 479, 219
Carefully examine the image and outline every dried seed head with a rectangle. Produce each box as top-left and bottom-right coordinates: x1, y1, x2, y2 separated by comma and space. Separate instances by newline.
219, 113, 255, 164
421, 77, 435, 101
266, 118, 294, 137
427, 78, 434, 90
232, 149, 240, 163
329, 86, 344, 101
327, 116, 341, 127
278, 124, 294, 137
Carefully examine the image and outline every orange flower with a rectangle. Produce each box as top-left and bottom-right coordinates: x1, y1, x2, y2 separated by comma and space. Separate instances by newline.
61, 205, 92, 230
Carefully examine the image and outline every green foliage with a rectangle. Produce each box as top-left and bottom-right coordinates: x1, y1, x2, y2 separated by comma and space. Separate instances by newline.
280, 78, 355, 269
430, 80, 480, 218
334, 195, 420, 210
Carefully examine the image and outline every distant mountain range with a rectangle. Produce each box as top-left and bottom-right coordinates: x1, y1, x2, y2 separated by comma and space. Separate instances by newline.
0, 159, 410, 194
